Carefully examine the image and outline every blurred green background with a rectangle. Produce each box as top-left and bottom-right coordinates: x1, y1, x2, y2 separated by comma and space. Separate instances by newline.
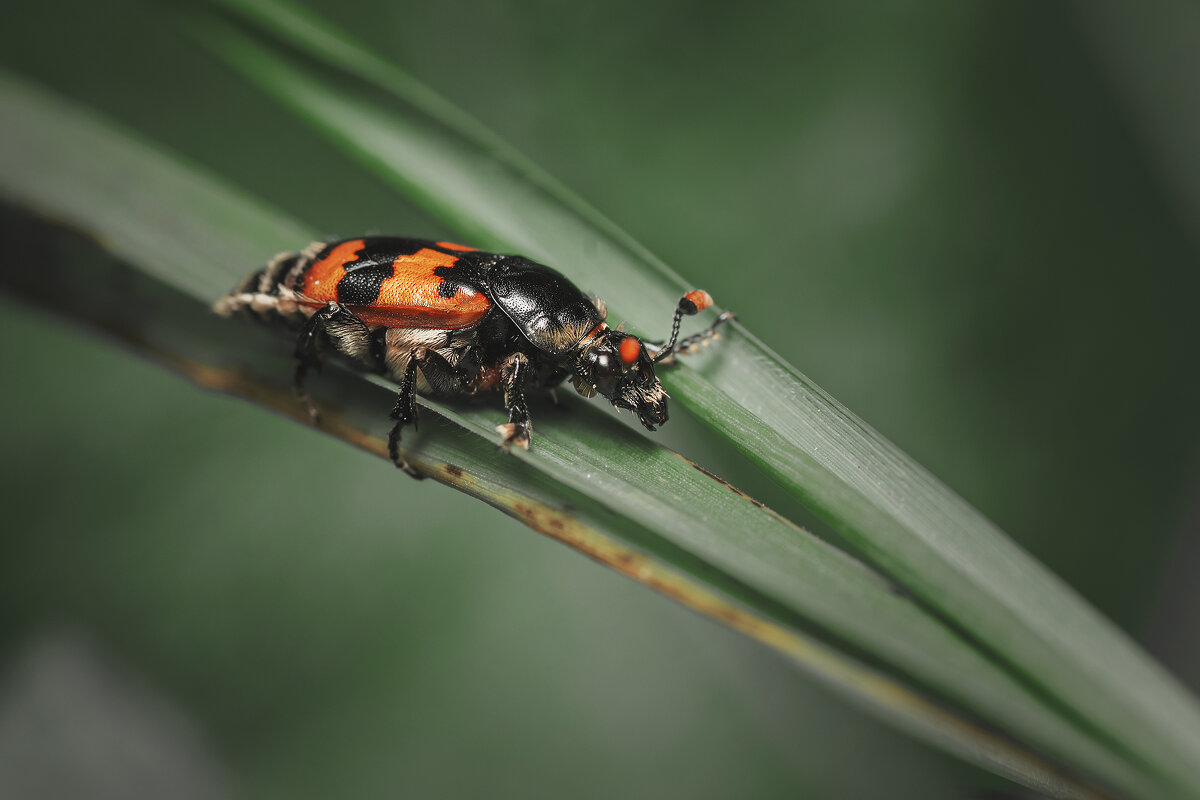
2, 0, 1199, 797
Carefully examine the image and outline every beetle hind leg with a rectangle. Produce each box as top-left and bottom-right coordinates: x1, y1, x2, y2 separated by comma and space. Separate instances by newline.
387, 347, 470, 474
293, 302, 374, 423
388, 355, 422, 476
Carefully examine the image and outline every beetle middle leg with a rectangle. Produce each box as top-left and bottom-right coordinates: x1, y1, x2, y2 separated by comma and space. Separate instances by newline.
293, 302, 376, 422
496, 352, 532, 450
387, 347, 469, 473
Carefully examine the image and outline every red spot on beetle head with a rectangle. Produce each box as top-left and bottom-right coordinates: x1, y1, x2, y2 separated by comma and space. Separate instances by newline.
618, 336, 641, 365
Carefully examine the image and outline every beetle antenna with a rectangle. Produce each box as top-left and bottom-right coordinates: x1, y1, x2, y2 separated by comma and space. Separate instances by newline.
653, 290, 713, 363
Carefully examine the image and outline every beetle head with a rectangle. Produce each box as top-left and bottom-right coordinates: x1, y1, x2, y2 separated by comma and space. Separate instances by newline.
569, 289, 718, 431
573, 330, 668, 430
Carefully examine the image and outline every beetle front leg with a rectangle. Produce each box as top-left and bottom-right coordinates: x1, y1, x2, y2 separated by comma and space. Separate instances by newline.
497, 352, 532, 450
648, 310, 737, 366
672, 310, 737, 356
293, 302, 373, 422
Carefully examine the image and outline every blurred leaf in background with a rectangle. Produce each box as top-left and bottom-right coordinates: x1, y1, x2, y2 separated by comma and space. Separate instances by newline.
1, 0, 1199, 798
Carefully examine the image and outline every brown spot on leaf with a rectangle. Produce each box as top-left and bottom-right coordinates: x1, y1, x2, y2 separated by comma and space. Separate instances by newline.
684, 457, 767, 510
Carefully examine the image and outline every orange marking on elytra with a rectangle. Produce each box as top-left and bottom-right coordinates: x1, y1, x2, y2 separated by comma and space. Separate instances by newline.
364, 248, 490, 329
300, 238, 366, 303
299, 243, 490, 329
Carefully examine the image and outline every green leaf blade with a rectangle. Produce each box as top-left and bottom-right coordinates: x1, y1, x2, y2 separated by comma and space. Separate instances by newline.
0, 69, 1149, 799
194, 4, 1200, 796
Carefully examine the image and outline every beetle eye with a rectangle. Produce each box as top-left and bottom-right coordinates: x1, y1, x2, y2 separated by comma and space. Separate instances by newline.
590, 347, 624, 378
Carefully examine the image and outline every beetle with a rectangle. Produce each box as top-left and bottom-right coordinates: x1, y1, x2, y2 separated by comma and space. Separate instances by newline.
214, 237, 733, 472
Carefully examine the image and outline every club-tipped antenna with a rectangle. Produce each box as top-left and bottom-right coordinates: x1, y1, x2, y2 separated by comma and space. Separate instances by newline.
653, 290, 713, 363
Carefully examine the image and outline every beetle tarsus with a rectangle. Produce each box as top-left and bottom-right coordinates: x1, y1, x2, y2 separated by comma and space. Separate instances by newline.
496, 421, 532, 450
676, 310, 736, 353
650, 310, 736, 366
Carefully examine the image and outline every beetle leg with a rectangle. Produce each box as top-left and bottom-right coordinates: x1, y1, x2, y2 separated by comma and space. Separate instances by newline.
496, 352, 532, 450
387, 347, 470, 475
647, 311, 737, 366
672, 310, 737, 355
412, 348, 472, 395
388, 354, 422, 475
292, 302, 374, 423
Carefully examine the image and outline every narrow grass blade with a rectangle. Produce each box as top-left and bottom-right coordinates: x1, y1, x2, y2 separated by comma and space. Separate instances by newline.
197, 3, 1200, 796
0, 70, 1157, 799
